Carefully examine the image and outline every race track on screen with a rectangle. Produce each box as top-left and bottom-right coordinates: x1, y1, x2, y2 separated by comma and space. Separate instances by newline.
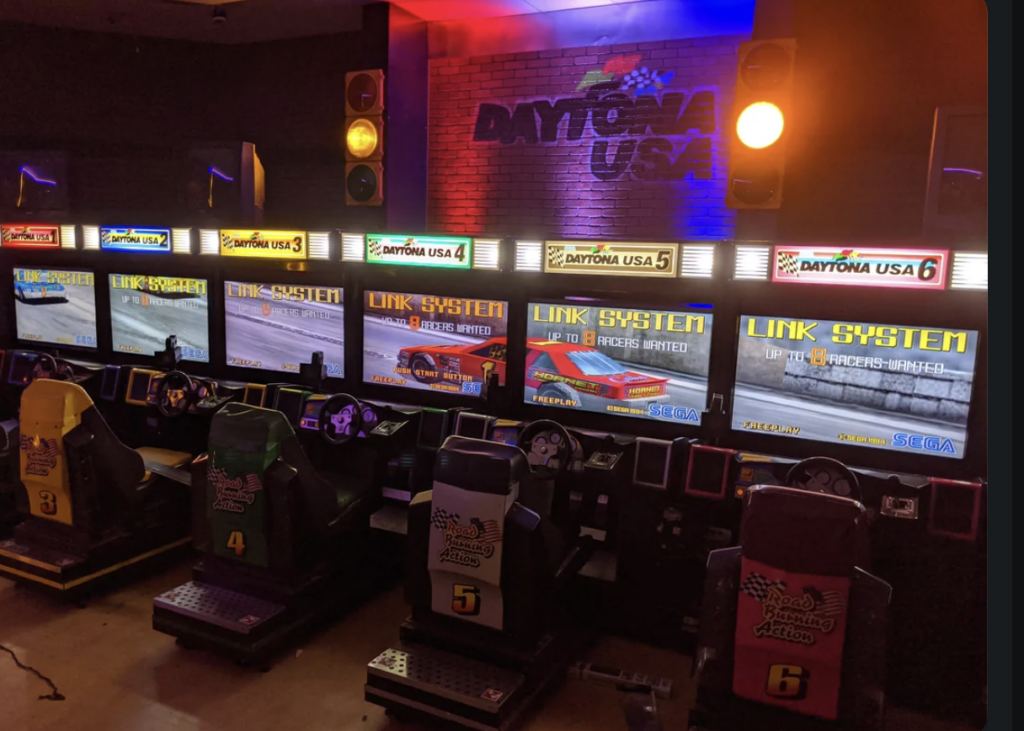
111, 296, 209, 358
15, 283, 97, 346
733, 384, 966, 455
225, 298, 345, 374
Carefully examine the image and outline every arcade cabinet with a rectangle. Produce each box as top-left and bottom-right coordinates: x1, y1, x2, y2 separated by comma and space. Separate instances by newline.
0, 358, 194, 597
365, 421, 595, 731
152, 353, 407, 667
688, 482, 891, 731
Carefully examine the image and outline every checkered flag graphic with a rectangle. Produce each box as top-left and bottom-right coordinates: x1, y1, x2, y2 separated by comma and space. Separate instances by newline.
430, 507, 460, 531
368, 239, 383, 258
221, 232, 234, 249
547, 247, 565, 268
777, 251, 799, 275
101, 229, 113, 246
2, 228, 13, 243
740, 572, 786, 602
621, 67, 656, 90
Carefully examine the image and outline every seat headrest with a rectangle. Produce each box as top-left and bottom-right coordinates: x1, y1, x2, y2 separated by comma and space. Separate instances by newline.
209, 402, 295, 456
742, 485, 868, 576
20, 379, 95, 427
435, 435, 529, 495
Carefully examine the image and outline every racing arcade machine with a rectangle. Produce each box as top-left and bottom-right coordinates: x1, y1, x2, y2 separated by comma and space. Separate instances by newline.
718, 243, 988, 725
152, 352, 401, 668
344, 232, 510, 520
365, 427, 595, 731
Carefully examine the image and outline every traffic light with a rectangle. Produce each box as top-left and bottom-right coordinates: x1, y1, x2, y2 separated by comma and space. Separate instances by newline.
344, 69, 384, 206
726, 39, 796, 209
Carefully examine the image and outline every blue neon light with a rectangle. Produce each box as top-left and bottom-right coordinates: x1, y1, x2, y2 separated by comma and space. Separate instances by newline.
20, 166, 57, 186
100, 227, 173, 253
209, 167, 234, 182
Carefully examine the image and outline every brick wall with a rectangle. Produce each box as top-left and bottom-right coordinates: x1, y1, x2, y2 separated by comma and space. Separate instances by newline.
427, 36, 744, 240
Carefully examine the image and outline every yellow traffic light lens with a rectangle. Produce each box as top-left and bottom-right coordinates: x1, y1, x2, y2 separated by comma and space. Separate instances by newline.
736, 102, 784, 149
346, 119, 378, 158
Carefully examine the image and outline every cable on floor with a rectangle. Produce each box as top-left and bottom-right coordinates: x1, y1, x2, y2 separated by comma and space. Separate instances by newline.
0, 643, 65, 700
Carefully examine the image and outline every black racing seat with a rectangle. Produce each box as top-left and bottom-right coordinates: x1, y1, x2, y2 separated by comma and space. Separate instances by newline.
18, 379, 190, 535
404, 435, 592, 648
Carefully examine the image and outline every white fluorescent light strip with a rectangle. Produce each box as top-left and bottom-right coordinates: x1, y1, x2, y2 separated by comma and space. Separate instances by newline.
472, 239, 500, 270
172, 228, 192, 254
60, 225, 77, 250
308, 232, 330, 260
734, 245, 771, 280
515, 240, 543, 272
681, 244, 715, 278
341, 232, 365, 262
950, 252, 988, 290
82, 225, 100, 251
199, 229, 220, 255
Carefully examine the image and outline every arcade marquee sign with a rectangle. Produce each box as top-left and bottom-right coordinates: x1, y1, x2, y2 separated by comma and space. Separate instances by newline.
1, 224, 61, 248
220, 230, 308, 260
101, 226, 171, 253
773, 246, 950, 290
366, 234, 473, 270
544, 240, 679, 278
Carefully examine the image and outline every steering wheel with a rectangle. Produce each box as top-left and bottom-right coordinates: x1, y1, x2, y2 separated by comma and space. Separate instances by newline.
31, 353, 63, 382
516, 419, 574, 480
157, 371, 197, 418
785, 457, 863, 504
318, 394, 364, 446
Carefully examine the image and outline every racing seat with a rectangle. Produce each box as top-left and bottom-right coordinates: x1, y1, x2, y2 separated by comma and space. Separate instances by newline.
689, 486, 891, 731
366, 435, 594, 731
0, 379, 193, 591
154, 402, 383, 663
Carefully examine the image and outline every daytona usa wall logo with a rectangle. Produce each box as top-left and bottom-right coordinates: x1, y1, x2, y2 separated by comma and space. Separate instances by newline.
472, 54, 715, 182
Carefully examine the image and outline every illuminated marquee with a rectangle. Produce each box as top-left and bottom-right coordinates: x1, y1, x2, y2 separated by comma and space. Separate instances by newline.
366, 234, 473, 269
1, 224, 60, 249
100, 227, 171, 253
544, 241, 679, 278
220, 230, 307, 259
773, 246, 949, 289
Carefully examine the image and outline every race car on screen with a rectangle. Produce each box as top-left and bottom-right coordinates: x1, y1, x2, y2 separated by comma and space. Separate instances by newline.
398, 336, 508, 384
14, 275, 68, 304
524, 338, 669, 409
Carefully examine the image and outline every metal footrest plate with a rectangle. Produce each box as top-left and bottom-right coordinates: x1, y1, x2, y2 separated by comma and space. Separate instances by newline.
368, 643, 524, 712
154, 581, 286, 635
0, 538, 84, 574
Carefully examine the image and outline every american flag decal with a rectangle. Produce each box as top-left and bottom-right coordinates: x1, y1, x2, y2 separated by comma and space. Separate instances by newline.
471, 518, 502, 544
20, 435, 62, 459
740, 572, 786, 602
430, 507, 460, 531
207, 467, 263, 493
804, 586, 847, 617
777, 251, 800, 275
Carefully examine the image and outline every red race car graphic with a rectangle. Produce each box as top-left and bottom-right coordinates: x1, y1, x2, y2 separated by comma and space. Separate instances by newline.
524, 338, 668, 407
398, 336, 507, 384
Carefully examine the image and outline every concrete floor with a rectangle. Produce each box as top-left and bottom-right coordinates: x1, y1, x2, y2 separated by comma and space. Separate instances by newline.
1, 557, 975, 731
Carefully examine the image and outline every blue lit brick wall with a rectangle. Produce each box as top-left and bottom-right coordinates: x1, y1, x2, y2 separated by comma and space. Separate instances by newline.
428, 36, 743, 240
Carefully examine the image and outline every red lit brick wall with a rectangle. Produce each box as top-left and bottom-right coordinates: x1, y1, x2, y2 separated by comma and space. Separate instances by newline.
428, 37, 745, 240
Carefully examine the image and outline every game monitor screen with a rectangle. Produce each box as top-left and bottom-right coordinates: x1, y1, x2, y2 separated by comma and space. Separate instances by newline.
524, 302, 712, 424
109, 274, 210, 362
224, 281, 344, 377
732, 315, 980, 459
13, 267, 98, 348
363, 291, 509, 396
